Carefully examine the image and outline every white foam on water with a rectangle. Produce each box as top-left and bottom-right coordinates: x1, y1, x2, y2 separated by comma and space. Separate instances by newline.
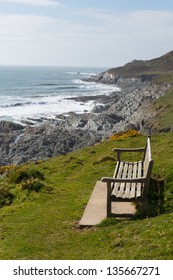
0, 94, 95, 123
66, 71, 97, 76
73, 79, 120, 94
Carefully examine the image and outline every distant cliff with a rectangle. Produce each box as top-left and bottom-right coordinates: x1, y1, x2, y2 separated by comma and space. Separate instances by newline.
96, 49, 173, 79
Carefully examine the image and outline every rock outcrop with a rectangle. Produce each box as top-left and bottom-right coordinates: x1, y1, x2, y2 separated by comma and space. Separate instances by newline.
0, 122, 101, 165
1, 50, 173, 165
60, 79, 170, 135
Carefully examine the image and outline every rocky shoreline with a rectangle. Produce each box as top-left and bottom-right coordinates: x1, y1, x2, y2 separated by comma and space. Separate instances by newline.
0, 71, 171, 166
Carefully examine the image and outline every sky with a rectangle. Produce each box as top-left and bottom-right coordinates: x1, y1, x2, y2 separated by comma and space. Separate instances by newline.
0, 0, 173, 67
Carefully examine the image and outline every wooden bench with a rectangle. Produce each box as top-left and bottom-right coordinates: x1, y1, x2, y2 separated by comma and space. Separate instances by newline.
101, 136, 154, 217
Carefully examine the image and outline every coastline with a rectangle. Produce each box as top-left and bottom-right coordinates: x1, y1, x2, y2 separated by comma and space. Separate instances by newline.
0, 72, 171, 166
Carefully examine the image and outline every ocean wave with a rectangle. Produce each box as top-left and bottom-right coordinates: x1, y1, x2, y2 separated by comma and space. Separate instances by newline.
73, 79, 120, 93
35, 84, 78, 90
66, 71, 96, 76
73, 79, 85, 84
0, 96, 95, 123
66, 71, 79, 75
55, 86, 78, 90
36, 83, 58, 86
1, 102, 33, 108
79, 72, 96, 76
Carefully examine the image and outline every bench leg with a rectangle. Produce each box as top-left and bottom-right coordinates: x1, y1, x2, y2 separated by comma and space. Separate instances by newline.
142, 199, 148, 217
107, 182, 112, 217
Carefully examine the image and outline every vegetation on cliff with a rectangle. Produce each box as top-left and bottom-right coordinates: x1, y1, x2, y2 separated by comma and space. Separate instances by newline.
149, 87, 173, 132
108, 50, 173, 79
0, 132, 173, 259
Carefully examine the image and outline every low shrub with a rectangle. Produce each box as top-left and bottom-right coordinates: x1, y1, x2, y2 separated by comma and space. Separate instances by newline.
18, 178, 45, 192
7, 167, 44, 184
136, 175, 165, 218
0, 186, 14, 208
147, 176, 165, 216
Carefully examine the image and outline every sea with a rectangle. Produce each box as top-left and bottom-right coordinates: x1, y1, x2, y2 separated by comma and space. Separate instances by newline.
0, 65, 119, 125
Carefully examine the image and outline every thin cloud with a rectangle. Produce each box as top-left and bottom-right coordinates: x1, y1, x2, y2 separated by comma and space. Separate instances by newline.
0, 14, 57, 40
0, 10, 173, 66
0, 0, 60, 6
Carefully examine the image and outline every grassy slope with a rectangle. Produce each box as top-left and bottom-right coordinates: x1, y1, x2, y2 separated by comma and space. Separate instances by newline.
151, 87, 173, 131
108, 50, 173, 77
0, 133, 173, 260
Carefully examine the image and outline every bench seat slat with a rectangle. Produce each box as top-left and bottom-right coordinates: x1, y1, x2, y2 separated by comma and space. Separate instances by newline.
128, 162, 138, 199
116, 161, 125, 178
112, 161, 124, 195
136, 161, 143, 197
113, 162, 128, 198
113, 161, 120, 178
136, 184, 143, 198
112, 161, 145, 199
112, 161, 124, 196
123, 162, 133, 199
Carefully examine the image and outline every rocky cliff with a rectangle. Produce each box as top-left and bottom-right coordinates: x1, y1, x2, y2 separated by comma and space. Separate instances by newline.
1, 50, 173, 165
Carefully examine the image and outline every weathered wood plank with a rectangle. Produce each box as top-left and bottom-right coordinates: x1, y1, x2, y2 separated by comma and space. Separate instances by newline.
116, 161, 124, 178
129, 162, 137, 198
116, 162, 128, 198
113, 161, 120, 178
136, 183, 142, 198
136, 161, 142, 197
112, 184, 120, 197
123, 162, 133, 198
112, 161, 124, 197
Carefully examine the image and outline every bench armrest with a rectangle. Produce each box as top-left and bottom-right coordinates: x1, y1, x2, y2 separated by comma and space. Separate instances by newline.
101, 177, 146, 183
112, 147, 146, 161
112, 147, 146, 152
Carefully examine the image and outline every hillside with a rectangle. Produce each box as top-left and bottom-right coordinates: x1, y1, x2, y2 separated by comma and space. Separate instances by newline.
107, 50, 173, 78
0, 132, 173, 259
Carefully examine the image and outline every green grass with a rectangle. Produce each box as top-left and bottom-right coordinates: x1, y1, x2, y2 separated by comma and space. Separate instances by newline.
108, 50, 173, 78
0, 133, 173, 259
150, 87, 173, 131
155, 72, 173, 84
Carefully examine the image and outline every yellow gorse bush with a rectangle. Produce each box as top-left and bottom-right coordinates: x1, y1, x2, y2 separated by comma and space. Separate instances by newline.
109, 129, 141, 141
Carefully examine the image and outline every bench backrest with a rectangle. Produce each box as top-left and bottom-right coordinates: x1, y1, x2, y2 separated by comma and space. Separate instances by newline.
143, 136, 154, 196
143, 136, 153, 174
